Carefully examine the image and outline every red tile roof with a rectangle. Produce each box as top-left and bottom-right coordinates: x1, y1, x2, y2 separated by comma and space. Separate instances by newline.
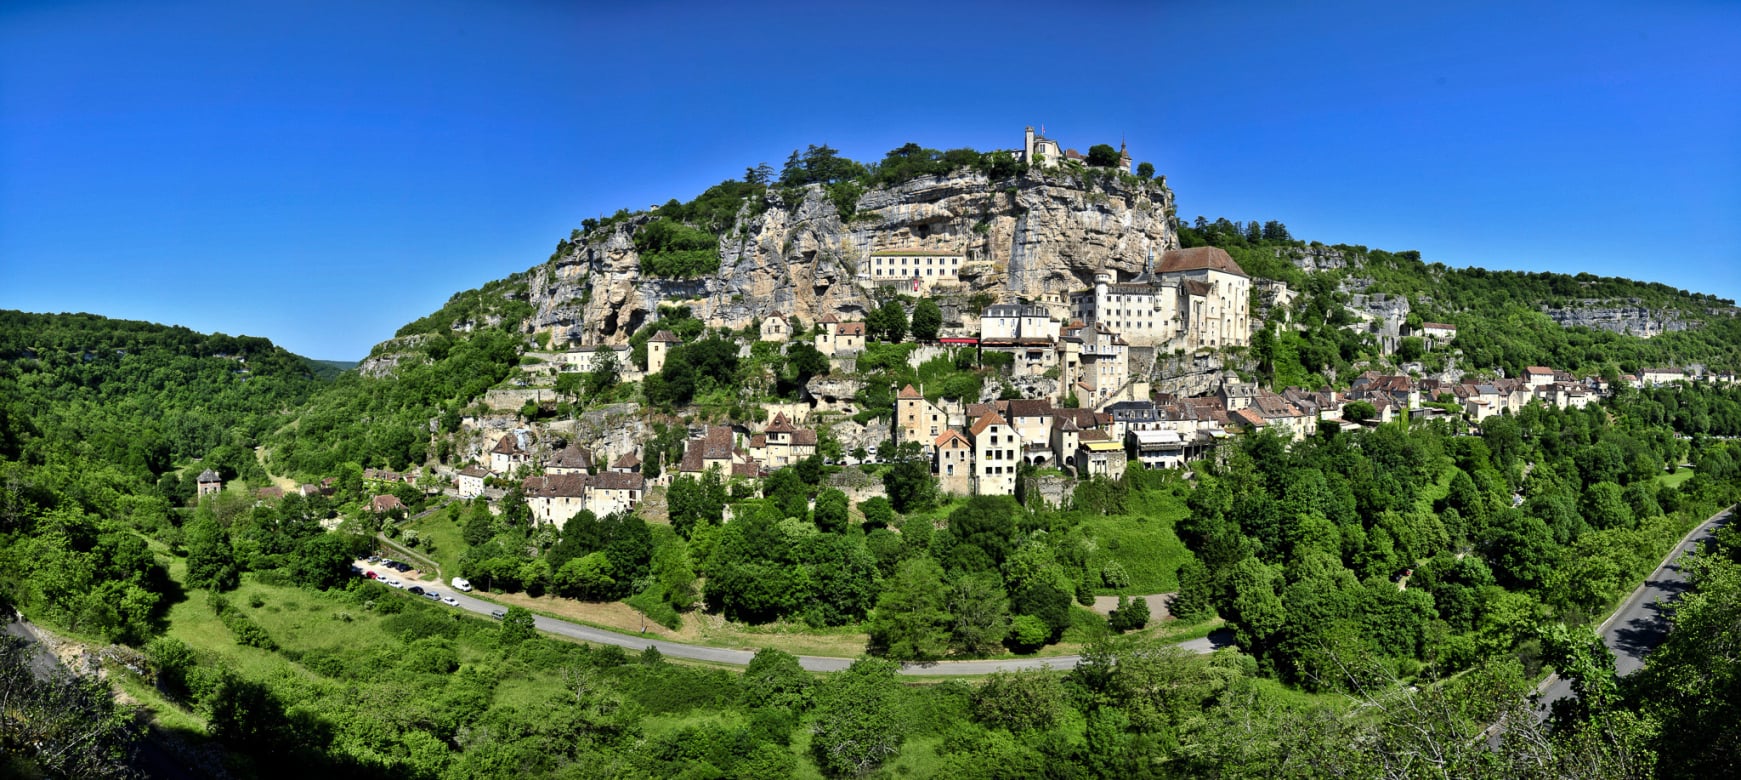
935, 430, 970, 448
1157, 246, 1247, 278
969, 411, 1008, 437
649, 330, 682, 343
897, 384, 923, 400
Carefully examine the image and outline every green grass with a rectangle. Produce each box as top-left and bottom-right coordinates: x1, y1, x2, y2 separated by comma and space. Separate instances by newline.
1658, 466, 1695, 488
402, 507, 466, 578
1081, 488, 1193, 594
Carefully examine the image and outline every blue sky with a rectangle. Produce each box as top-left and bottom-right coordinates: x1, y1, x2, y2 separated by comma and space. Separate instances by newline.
3, 0, 1737, 360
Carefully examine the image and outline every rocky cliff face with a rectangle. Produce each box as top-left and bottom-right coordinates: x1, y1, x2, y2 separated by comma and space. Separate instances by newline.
531, 168, 1177, 345
1542, 301, 1693, 338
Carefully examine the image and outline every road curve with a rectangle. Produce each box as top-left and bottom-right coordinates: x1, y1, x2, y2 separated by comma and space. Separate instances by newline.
354, 562, 1229, 674
1537, 504, 1735, 709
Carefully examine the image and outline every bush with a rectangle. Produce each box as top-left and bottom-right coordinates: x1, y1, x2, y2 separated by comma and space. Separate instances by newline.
1007, 615, 1050, 653
1108, 596, 1151, 633
635, 219, 720, 279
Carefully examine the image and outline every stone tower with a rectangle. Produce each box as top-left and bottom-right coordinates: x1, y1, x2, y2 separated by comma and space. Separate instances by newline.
647, 330, 680, 374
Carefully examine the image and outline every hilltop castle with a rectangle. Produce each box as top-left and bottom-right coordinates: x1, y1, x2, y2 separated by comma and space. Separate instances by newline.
1020, 125, 1132, 174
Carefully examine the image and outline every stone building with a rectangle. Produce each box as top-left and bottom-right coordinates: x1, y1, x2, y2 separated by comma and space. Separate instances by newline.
196, 469, 222, 497
1069, 247, 1251, 352
866, 250, 964, 293
647, 330, 681, 374
969, 412, 1019, 496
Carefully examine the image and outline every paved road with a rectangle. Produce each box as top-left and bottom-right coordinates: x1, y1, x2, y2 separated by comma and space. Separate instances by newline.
1537, 504, 1734, 710
355, 561, 1232, 675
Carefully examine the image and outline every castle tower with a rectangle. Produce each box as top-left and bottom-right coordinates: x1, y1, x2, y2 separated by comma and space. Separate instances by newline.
1118, 137, 1132, 174
647, 330, 680, 374
1024, 126, 1036, 163
1093, 271, 1112, 327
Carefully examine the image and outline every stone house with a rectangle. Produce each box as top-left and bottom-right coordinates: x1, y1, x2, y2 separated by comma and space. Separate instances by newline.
933, 430, 974, 496
759, 316, 791, 342
488, 433, 531, 475
895, 384, 949, 451
815, 315, 866, 356
647, 330, 681, 374
196, 469, 222, 497
456, 465, 488, 499
969, 412, 1019, 496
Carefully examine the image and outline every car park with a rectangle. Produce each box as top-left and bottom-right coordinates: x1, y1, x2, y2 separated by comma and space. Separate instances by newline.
441, 595, 458, 606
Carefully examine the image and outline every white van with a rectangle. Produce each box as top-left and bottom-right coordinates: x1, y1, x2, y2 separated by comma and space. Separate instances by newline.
451, 577, 473, 592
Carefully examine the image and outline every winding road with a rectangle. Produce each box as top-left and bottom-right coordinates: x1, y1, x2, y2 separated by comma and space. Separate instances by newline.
355, 562, 1232, 674
1537, 503, 1734, 710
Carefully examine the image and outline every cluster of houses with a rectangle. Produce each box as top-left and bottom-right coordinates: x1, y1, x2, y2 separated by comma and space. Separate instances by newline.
453, 434, 648, 530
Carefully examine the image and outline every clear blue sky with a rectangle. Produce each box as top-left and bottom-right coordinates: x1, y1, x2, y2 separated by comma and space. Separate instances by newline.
3, 0, 1737, 360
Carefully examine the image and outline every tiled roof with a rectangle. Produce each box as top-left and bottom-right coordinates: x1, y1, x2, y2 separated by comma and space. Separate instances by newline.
1524, 366, 1554, 375
370, 494, 406, 512
732, 462, 762, 479
591, 471, 645, 491
1233, 408, 1268, 427
649, 330, 682, 343
749, 434, 767, 448
550, 444, 593, 470
458, 465, 489, 478
197, 469, 221, 483
490, 434, 523, 455
792, 430, 818, 446
1004, 399, 1053, 419
935, 430, 970, 448
611, 451, 640, 469
836, 322, 866, 336
1157, 246, 1247, 277
765, 413, 797, 433
897, 384, 923, 400
969, 412, 1008, 437
1180, 279, 1213, 297
871, 249, 960, 257
523, 474, 589, 498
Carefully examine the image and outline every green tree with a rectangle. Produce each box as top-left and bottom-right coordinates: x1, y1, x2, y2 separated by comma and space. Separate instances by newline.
1136, 161, 1156, 179
814, 488, 850, 533
741, 647, 813, 711
868, 300, 908, 343
910, 299, 942, 342
948, 571, 1012, 655
288, 533, 352, 590
881, 457, 936, 514
1108, 595, 1151, 633
972, 670, 1066, 733
810, 658, 905, 776
184, 513, 238, 591
1086, 144, 1121, 167
499, 605, 536, 645
869, 558, 951, 661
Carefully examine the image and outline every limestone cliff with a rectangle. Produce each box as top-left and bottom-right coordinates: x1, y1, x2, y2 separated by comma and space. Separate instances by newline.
529, 168, 1177, 345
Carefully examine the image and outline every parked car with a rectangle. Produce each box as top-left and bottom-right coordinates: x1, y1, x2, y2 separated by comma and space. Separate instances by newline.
422, 591, 441, 602
451, 577, 472, 592
385, 578, 403, 588
441, 595, 459, 606
489, 608, 507, 620
408, 586, 424, 596
365, 570, 378, 580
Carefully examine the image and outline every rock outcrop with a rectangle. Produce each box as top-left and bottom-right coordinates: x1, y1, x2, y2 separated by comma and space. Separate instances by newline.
534, 168, 1177, 346
1542, 301, 1693, 338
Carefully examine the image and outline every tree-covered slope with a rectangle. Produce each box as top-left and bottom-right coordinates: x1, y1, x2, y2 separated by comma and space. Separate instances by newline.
265, 274, 533, 477
0, 310, 324, 486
